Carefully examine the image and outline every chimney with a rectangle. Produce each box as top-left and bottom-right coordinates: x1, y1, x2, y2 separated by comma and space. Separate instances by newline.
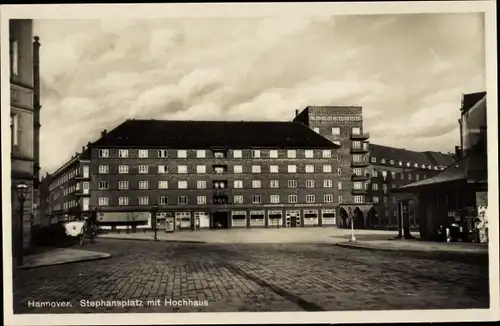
101, 129, 107, 138
455, 146, 462, 160
82, 146, 85, 152
295, 109, 299, 117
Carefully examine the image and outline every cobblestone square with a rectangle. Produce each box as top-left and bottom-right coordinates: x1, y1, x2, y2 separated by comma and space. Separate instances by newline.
13, 239, 489, 313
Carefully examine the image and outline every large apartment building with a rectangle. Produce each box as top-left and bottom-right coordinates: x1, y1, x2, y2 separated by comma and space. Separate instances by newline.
10, 19, 41, 249
42, 120, 347, 229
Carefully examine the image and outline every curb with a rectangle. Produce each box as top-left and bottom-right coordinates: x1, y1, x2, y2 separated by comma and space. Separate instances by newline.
98, 236, 206, 244
19, 253, 112, 270
335, 242, 488, 256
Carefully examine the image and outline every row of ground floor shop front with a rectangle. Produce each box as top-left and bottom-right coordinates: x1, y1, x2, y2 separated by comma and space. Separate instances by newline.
84, 204, 417, 231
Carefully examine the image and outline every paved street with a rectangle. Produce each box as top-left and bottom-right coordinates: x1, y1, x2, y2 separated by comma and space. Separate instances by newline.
13, 239, 489, 313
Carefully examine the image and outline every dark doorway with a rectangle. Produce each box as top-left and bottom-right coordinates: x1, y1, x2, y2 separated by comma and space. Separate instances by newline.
290, 216, 298, 227
353, 207, 365, 229
339, 207, 349, 228
366, 208, 378, 229
212, 211, 229, 229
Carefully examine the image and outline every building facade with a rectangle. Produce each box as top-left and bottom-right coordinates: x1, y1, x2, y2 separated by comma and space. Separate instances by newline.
44, 120, 345, 230
10, 19, 41, 250
367, 145, 456, 229
294, 106, 373, 228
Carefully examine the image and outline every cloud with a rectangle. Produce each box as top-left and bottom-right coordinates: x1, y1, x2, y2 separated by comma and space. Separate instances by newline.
34, 13, 485, 174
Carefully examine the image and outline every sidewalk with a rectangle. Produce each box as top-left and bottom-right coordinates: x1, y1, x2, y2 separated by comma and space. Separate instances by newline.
98, 228, 396, 244
336, 239, 488, 255
19, 247, 111, 269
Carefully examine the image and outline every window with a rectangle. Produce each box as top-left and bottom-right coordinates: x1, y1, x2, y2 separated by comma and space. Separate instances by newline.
138, 149, 148, 158
416, 174, 420, 181
195, 180, 206, 189
138, 165, 149, 174
390, 160, 395, 165
153, 182, 168, 191
196, 150, 206, 158
400, 172, 404, 180
98, 181, 109, 190
288, 180, 297, 188
332, 127, 340, 135
313, 127, 320, 133
252, 165, 261, 173
306, 195, 316, 203
383, 184, 388, 192
118, 197, 129, 206
11, 39, 19, 75
371, 157, 376, 163
158, 165, 168, 174
305, 150, 314, 158
177, 150, 187, 158
354, 195, 364, 204
178, 196, 188, 205
393, 197, 397, 203
178, 165, 188, 174
322, 150, 332, 158
305, 165, 315, 173
389, 171, 395, 179
392, 184, 396, 189
139, 181, 149, 189
351, 127, 361, 135
234, 180, 243, 189
138, 196, 149, 205
353, 155, 364, 162
270, 165, 279, 173
353, 168, 363, 176
252, 180, 261, 189
323, 179, 333, 188
98, 165, 109, 174
305, 180, 315, 188
118, 149, 129, 158
337, 154, 342, 163
324, 194, 333, 203
98, 197, 109, 206
381, 159, 386, 164
337, 181, 343, 190
408, 174, 412, 181
288, 195, 298, 203
251, 150, 261, 158
178, 181, 188, 189
11, 114, 19, 147
252, 195, 262, 204
270, 180, 280, 188
353, 182, 363, 190
288, 165, 297, 173
197, 196, 207, 205
323, 165, 332, 173
98, 149, 109, 158
233, 150, 242, 158
117, 165, 128, 174
372, 169, 378, 177
373, 196, 379, 203
399, 161, 403, 166
337, 168, 342, 175
194, 165, 205, 174
287, 150, 296, 158
270, 195, 280, 203
233, 165, 243, 173
155, 149, 168, 158
372, 183, 379, 190
233, 195, 244, 204
269, 150, 279, 158
338, 196, 343, 203
159, 196, 168, 205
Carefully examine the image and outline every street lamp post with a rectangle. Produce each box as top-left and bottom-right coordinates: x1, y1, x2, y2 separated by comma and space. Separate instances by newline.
15, 182, 29, 266
151, 204, 159, 241
349, 207, 356, 242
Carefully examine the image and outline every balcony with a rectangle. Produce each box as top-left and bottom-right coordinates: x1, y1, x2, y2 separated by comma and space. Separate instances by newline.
350, 132, 370, 140
213, 195, 229, 205
351, 160, 370, 167
213, 165, 228, 174
351, 174, 370, 181
74, 174, 90, 180
352, 188, 368, 195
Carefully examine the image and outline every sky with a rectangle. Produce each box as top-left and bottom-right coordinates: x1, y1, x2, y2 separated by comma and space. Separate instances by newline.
33, 13, 486, 175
